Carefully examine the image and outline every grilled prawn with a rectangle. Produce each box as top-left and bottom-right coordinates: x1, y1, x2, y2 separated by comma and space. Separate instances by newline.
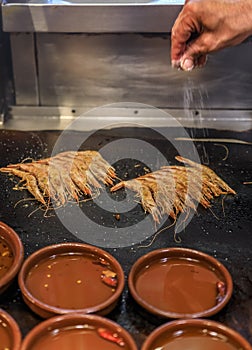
111, 157, 236, 223
0, 150, 116, 207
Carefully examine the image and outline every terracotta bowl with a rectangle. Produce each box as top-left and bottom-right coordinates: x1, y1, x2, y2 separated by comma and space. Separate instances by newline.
21, 313, 138, 350
0, 221, 24, 294
141, 319, 252, 350
18, 243, 125, 318
128, 247, 233, 319
0, 308, 22, 350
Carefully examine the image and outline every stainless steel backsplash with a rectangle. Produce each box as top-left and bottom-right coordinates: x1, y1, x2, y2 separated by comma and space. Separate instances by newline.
9, 33, 252, 110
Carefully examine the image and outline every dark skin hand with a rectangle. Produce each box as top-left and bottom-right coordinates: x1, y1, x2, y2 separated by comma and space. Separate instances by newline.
171, 0, 252, 71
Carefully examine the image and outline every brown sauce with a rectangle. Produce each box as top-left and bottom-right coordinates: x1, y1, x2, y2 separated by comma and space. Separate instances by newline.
25, 253, 116, 309
136, 257, 221, 314
0, 236, 14, 279
154, 330, 239, 350
0, 317, 12, 349
30, 326, 128, 350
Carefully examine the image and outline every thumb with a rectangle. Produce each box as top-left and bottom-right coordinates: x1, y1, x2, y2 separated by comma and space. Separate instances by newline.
180, 34, 210, 70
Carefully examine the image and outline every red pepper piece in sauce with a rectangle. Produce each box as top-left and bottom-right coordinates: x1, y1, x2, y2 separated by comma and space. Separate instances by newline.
216, 281, 226, 303
101, 270, 118, 288
101, 274, 118, 288
97, 327, 125, 347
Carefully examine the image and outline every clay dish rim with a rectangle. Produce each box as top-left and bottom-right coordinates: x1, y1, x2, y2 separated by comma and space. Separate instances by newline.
0, 221, 24, 293
128, 247, 233, 319
141, 318, 252, 350
18, 242, 125, 317
0, 307, 22, 350
20, 312, 138, 350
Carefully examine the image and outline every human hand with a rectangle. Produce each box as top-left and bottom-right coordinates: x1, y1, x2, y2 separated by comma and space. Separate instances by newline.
171, 0, 252, 71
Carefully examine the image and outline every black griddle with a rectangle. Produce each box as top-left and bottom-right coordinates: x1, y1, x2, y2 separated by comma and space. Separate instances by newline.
0, 127, 251, 348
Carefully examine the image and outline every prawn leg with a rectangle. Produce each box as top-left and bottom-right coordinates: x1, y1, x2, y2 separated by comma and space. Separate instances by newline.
0, 168, 46, 205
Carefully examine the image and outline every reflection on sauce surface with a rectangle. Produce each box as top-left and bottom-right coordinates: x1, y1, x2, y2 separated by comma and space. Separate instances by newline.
30, 326, 127, 350
154, 330, 239, 350
136, 257, 221, 314
25, 253, 115, 309
0, 317, 12, 349
0, 236, 14, 279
